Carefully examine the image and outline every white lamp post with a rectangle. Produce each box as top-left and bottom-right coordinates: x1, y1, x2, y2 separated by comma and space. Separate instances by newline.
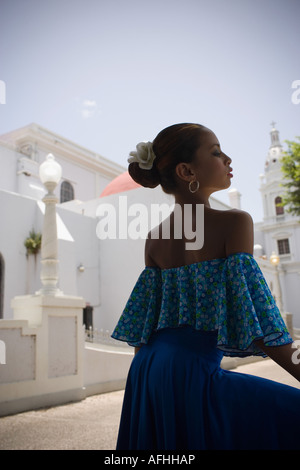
11, 152, 86, 396
269, 251, 283, 313
38, 153, 62, 295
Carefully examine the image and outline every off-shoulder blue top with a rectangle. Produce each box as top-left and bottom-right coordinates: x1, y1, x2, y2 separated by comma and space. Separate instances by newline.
111, 253, 293, 357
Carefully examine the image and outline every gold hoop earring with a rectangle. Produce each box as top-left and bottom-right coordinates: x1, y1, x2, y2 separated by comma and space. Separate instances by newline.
189, 180, 199, 193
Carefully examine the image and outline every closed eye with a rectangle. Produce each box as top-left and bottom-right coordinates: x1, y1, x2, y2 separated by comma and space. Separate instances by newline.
212, 151, 222, 157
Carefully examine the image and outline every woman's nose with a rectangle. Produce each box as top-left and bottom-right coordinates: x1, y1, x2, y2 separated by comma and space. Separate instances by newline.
223, 153, 232, 164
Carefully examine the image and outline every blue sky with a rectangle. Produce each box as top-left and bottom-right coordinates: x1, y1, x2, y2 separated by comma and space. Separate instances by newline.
0, 0, 299, 222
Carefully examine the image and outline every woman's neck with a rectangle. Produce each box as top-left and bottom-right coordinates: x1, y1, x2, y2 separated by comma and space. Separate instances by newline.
174, 190, 211, 208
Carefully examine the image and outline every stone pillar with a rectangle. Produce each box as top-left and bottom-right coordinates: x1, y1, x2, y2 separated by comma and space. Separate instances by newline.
11, 293, 86, 404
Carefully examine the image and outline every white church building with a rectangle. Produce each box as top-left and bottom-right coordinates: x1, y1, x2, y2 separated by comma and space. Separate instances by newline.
0, 121, 299, 416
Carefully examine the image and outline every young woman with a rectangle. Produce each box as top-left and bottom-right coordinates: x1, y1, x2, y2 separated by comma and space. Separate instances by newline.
112, 123, 300, 450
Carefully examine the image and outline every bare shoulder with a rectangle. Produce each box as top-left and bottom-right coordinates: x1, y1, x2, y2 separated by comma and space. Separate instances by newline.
207, 207, 253, 232
223, 209, 254, 256
223, 208, 253, 225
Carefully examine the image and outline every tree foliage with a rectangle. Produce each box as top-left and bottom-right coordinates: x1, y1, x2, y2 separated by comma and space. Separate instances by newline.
280, 137, 300, 216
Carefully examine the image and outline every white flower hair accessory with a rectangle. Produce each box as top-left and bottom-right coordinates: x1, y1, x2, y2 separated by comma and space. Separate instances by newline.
128, 141, 156, 170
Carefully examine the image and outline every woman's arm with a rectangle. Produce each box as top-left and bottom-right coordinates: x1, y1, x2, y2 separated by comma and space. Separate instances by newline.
255, 339, 300, 382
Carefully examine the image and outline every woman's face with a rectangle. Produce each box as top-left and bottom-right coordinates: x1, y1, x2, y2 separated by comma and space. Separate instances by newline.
192, 129, 233, 193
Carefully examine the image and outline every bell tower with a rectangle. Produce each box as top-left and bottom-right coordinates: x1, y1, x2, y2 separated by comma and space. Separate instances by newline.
260, 122, 285, 219
270, 121, 281, 148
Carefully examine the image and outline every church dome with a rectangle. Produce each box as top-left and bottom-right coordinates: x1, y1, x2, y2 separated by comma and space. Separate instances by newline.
100, 171, 141, 197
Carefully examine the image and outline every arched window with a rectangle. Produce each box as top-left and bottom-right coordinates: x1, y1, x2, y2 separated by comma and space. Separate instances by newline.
0, 253, 5, 319
60, 181, 74, 203
275, 196, 284, 215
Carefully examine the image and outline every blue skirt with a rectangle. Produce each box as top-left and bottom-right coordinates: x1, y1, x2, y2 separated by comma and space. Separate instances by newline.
116, 327, 300, 450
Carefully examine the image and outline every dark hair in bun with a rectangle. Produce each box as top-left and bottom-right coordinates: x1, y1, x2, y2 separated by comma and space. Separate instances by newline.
128, 123, 207, 194
128, 161, 160, 189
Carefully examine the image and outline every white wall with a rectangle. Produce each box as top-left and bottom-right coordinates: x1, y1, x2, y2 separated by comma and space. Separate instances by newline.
0, 294, 86, 417
84, 344, 133, 395
0, 189, 100, 320
0, 190, 41, 318
0, 145, 18, 193
0, 314, 133, 417
56, 205, 100, 308
0, 322, 36, 383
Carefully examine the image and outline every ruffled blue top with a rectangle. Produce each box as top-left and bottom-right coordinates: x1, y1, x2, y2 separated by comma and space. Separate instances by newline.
111, 253, 293, 357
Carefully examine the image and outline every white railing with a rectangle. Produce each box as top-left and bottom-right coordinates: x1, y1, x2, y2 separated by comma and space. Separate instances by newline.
84, 326, 130, 348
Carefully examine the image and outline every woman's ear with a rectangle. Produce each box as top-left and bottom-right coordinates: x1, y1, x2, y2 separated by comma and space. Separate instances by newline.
175, 162, 195, 183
